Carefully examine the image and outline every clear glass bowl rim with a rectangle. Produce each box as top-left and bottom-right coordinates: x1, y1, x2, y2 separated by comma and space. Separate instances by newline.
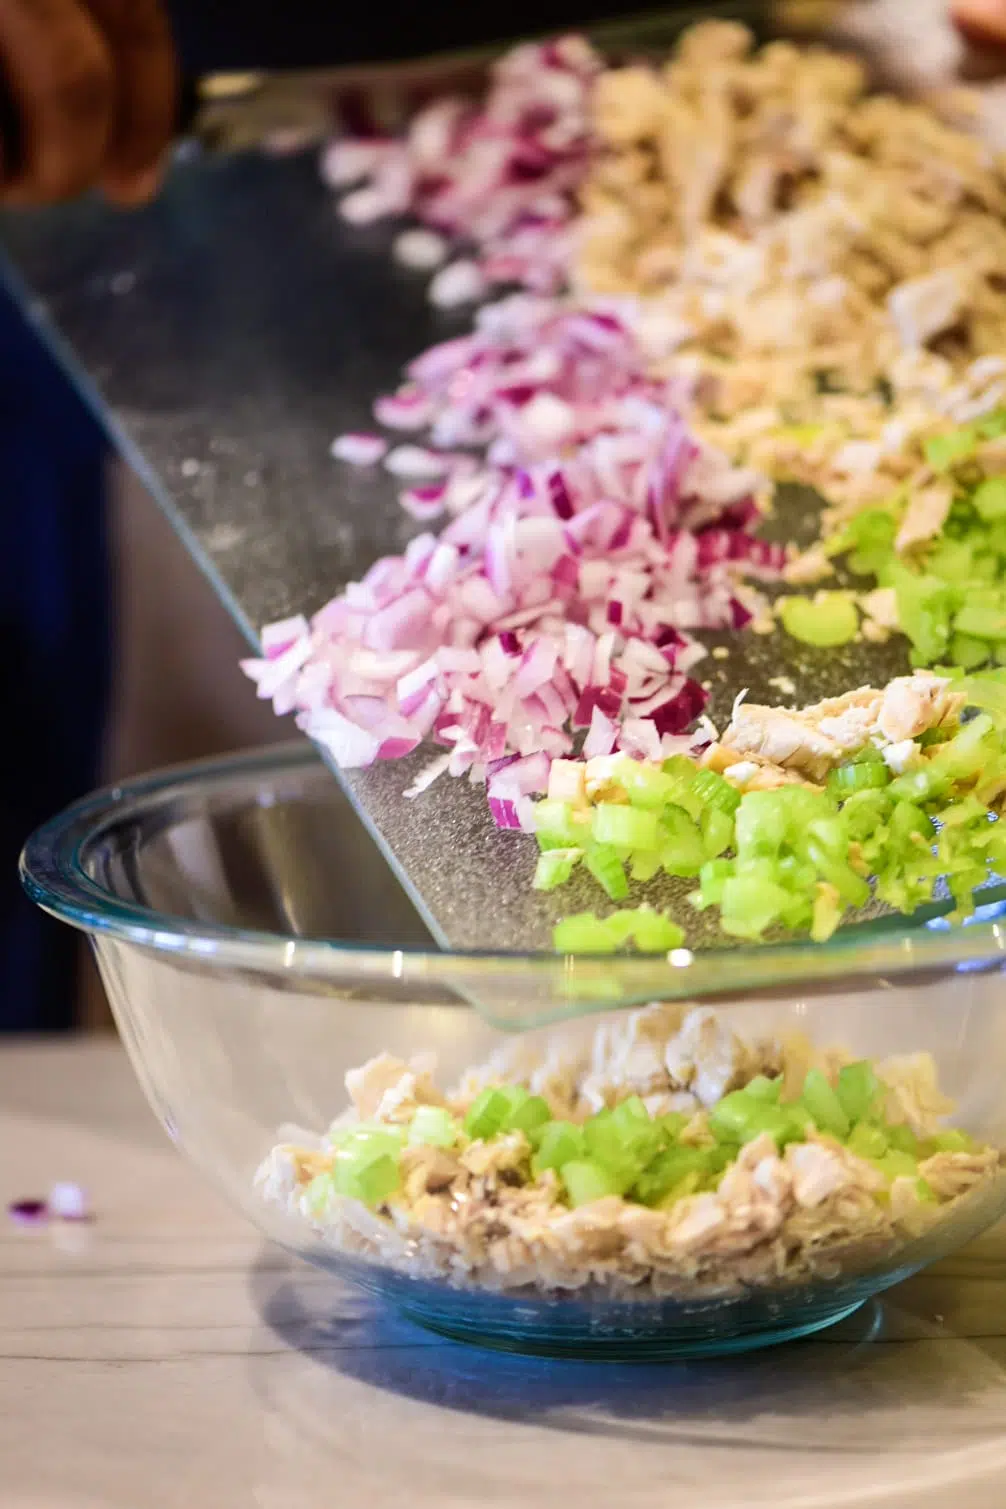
18, 740, 1006, 1009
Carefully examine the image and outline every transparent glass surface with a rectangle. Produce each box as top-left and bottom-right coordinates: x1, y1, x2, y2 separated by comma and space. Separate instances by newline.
19, 743, 1006, 1358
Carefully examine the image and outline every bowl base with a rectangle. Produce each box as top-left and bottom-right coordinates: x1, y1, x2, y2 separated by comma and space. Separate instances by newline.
394, 1297, 867, 1361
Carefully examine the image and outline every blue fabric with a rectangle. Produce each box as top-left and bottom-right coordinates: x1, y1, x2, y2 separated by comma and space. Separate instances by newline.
0, 288, 111, 1031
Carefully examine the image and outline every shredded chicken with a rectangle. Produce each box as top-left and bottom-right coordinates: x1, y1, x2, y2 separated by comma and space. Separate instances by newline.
714, 670, 965, 782
575, 21, 1006, 503
257, 1002, 1002, 1302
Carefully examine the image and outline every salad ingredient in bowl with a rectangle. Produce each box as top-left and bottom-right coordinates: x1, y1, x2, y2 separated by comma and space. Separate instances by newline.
258, 1001, 1002, 1317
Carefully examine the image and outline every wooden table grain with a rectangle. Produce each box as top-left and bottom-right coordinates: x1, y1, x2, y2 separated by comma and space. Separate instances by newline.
3, 1038, 1006, 1509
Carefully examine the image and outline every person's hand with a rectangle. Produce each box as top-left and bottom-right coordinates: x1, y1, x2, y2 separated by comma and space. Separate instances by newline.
952, 0, 1006, 49
0, 0, 176, 206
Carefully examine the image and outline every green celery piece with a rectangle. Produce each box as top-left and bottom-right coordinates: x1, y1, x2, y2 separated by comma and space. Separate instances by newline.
655, 1170, 704, 1209
631, 1144, 714, 1206
875, 1148, 919, 1182
533, 800, 583, 850
735, 790, 787, 857
561, 1158, 622, 1207
612, 1095, 650, 1125
924, 425, 979, 471
891, 566, 958, 664
630, 851, 662, 882
334, 1148, 401, 1207
915, 1177, 938, 1204
837, 1061, 881, 1123
503, 1093, 552, 1138
464, 1087, 512, 1140
627, 907, 685, 952
585, 844, 630, 901
847, 1121, 889, 1160
778, 592, 859, 647
695, 857, 733, 907
710, 1090, 798, 1146
615, 760, 679, 811
745, 1075, 782, 1102
811, 885, 844, 942
954, 597, 1006, 643
806, 838, 872, 907
659, 805, 706, 876
885, 1122, 920, 1156
925, 1127, 976, 1154
690, 767, 741, 815
532, 1121, 584, 1176
973, 478, 1006, 522
701, 804, 735, 858
532, 847, 582, 891
977, 408, 1006, 438
719, 875, 793, 939
408, 1106, 461, 1149
951, 633, 992, 671
828, 761, 890, 795
800, 1069, 851, 1138
592, 802, 660, 851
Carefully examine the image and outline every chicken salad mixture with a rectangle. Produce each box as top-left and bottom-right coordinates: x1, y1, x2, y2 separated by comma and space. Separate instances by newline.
256, 1003, 1001, 1299
579, 21, 1006, 510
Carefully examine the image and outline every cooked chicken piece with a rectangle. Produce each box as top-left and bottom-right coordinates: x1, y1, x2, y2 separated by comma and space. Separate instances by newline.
723, 672, 964, 779
876, 673, 965, 743
918, 1147, 1001, 1200
895, 482, 953, 553
664, 1007, 746, 1107
345, 1052, 446, 1123
879, 1052, 956, 1135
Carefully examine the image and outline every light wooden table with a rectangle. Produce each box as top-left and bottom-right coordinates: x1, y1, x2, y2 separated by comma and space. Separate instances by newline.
3, 1038, 1006, 1509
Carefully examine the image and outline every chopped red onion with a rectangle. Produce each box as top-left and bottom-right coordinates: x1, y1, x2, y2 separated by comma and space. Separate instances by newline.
48, 1182, 89, 1221
244, 41, 784, 819
393, 228, 449, 270
330, 432, 388, 466
7, 1198, 47, 1226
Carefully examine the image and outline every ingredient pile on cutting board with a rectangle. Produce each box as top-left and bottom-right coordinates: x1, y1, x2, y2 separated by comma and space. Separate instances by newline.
240, 21, 1006, 950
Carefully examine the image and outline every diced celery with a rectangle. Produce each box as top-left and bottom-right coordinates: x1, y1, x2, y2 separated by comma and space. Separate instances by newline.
691, 767, 742, 815
885, 1122, 920, 1156
585, 844, 629, 901
532, 1121, 584, 1175
950, 633, 992, 671
827, 761, 890, 795
532, 847, 582, 891
592, 803, 660, 851
659, 806, 707, 876
847, 1121, 889, 1160
630, 850, 662, 883
924, 426, 979, 471
837, 1061, 881, 1123
464, 1087, 512, 1140
561, 1159, 622, 1207
408, 1106, 461, 1149
615, 761, 678, 811
778, 592, 859, 647
954, 598, 1006, 643
334, 1147, 401, 1207
626, 907, 685, 952
800, 1069, 851, 1138
701, 804, 735, 858
533, 800, 583, 849
745, 1075, 782, 1103
925, 1127, 976, 1154
719, 875, 793, 938
504, 1093, 552, 1138
632, 1145, 713, 1206
972, 478, 1006, 522
875, 1149, 919, 1182
710, 1091, 801, 1147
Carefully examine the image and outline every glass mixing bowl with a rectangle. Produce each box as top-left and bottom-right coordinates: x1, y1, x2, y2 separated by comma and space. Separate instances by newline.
20, 742, 1006, 1360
